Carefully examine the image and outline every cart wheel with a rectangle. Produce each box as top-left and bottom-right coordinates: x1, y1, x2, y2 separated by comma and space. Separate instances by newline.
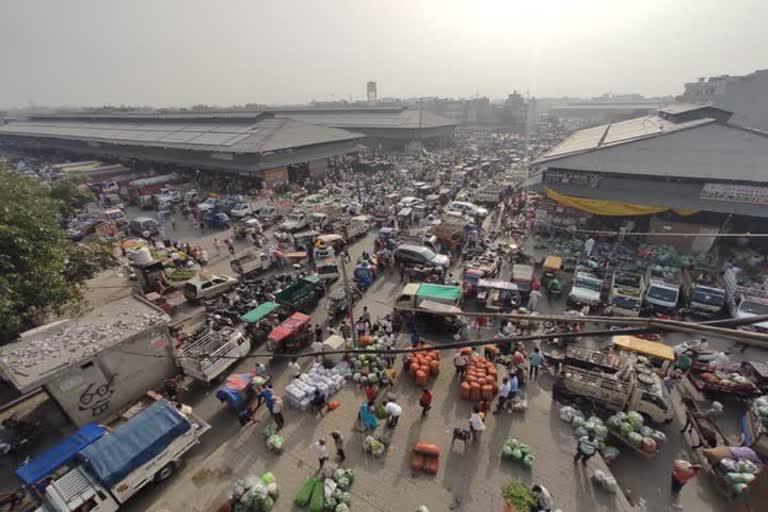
155, 462, 176, 482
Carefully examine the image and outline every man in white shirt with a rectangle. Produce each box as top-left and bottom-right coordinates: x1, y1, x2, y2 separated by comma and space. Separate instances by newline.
288, 358, 302, 379
453, 351, 468, 379
469, 407, 486, 441
384, 400, 402, 427
311, 340, 324, 363
314, 438, 328, 468
527, 288, 542, 311
494, 377, 513, 414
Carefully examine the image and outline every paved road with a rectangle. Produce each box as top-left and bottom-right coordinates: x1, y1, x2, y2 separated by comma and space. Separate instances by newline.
6, 203, 747, 511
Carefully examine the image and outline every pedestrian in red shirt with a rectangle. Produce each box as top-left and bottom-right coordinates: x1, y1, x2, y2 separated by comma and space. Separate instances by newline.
419, 387, 433, 415
671, 460, 702, 494
365, 383, 378, 404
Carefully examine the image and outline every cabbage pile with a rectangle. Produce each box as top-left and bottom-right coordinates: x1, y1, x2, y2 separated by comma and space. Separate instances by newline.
607, 411, 665, 454
230, 472, 280, 512
756, 395, 768, 418
326, 468, 356, 511
501, 438, 535, 468
351, 342, 390, 385
720, 457, 761, 494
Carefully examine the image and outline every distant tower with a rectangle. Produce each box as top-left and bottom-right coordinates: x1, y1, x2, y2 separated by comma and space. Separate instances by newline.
367, 81, 377, 104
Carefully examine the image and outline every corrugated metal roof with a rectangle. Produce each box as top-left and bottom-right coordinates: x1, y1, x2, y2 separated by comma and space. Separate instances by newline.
536, 115, 714, 163
274, 108, 456, 129
538, 122, 768, 184
0, 116, 363, 154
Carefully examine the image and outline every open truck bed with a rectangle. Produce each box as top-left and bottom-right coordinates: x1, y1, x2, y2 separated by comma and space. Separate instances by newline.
175, 327, 250, 383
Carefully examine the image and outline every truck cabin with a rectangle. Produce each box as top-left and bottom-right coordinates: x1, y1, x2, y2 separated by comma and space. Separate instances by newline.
644, 280, 680, 311
611, 294, 643, 316
315, 257, 340, 281
687, 284, 726, 313
611, 335, 675, 376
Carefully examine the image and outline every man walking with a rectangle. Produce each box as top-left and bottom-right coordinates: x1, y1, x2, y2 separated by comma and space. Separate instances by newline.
528, 347, 545, 381
527, 288, 542, 311
213, 238, 221, 256
671, 459, 702, 495
494, 377, 512, 413
314, 438, 329, 469
271, 395, 285, 430
419, 387, 433, 415
469, 406, 486, 441
574, 431, 599, 464
331, 431, 346, 462
453, 350, 468, 379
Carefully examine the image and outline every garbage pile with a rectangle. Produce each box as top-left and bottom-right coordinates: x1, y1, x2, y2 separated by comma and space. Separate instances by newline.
501, 438, 535, 469
230, 472, 280, 512
406, 345, 441, 386
294, 467, 356, 512
458, 350, 498, 401
284, 366, 346, 410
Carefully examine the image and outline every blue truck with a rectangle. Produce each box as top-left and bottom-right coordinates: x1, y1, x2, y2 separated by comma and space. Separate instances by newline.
16, 398, 209, 512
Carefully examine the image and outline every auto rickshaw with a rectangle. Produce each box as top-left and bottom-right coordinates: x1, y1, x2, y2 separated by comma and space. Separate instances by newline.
476, 279, 520, 311
327, 286, 362, 322
215, 371, 270, 412
540, 255, 563, 295
240, 301, 281, 346
266, 312, 312, 352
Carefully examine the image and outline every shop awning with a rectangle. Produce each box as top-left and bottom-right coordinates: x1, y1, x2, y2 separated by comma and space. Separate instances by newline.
545, 187, 697, 217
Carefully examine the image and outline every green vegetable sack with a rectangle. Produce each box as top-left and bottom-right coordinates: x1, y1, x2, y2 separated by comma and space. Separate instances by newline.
309, 479, 325, 512
294, 478, 318, 507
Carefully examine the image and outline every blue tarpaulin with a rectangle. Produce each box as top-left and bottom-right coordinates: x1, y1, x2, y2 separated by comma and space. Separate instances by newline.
78, 400, 190, 488
16, 424, 107, 485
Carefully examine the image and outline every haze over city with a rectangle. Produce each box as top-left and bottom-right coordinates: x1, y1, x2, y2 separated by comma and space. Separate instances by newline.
1, 0, 766, 108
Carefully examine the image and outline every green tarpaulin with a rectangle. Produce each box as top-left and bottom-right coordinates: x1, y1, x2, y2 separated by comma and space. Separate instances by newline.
241, 302, 279, 324
416, 284, 461, 301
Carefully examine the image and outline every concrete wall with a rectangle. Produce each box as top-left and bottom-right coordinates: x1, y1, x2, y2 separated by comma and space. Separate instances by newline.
44, 324, 176, 427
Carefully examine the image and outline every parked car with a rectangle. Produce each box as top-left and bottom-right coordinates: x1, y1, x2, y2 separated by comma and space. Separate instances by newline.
446, 201, 489, 218
184, 274, 238, 302
397, 196, 424, 209
197, 197, 218, 212
128, 217, 160, 237
393, 244, 450, 268
230, 202, 255, 219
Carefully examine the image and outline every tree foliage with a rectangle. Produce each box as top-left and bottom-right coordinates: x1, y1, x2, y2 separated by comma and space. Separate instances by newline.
48, 176, 93, 218
0, 169, 116, 341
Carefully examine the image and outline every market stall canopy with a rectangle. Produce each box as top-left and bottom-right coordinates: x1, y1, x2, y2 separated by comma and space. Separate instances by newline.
241, 302, 279, 324
416, 284, 462, 302
611, 335, 675, 361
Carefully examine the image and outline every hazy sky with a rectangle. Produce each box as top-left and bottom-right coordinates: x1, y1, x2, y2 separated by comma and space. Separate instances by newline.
1, 0, 766, 108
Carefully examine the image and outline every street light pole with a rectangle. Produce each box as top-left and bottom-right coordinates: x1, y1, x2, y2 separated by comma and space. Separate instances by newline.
338, 253, 357, 347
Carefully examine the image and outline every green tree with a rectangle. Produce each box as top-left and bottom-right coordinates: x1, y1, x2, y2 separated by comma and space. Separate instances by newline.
0, 169, 115, 341
48, 176, 93, 218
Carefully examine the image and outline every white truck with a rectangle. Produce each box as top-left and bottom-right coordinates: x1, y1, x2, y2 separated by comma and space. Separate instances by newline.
724, 268, 768, 332
229, 202, 255, 219
680, 268, 726, 317
230, 251, 272, 276
643, 267, 681, 313
174, 326, 250, 383
556, 365, 674, 424
279, 212, 310, 233
19, 398, 209, 512
608, 270, 645, 317
568, 268, 604, 306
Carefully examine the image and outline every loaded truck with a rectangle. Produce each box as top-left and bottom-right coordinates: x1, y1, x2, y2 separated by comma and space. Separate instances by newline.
275, 275, 323, 313
174, 326, 251, 383
336, 217, 369, 241
278, 212, 309, 233
393, 283, 463, 333
724, 267, 768, 332
681, 267, 726, 318
473, 184, 504, 205
230, 251, 272, 276
15, 397, 209, 512
568, 267, 604, 307
608, 269, 645, 317
644, 267, 681, 313
555, 365, 674, 424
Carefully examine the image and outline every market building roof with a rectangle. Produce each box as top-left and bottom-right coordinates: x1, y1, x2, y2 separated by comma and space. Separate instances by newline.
0, 113, 363, 154
270, 106, 456, 129
0, 296, 169, 393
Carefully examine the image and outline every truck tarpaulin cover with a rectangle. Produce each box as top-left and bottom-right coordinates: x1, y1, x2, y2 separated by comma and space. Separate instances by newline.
416, 284, 462, 302
16, 424, 107, 485
78, 400, 190, 488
